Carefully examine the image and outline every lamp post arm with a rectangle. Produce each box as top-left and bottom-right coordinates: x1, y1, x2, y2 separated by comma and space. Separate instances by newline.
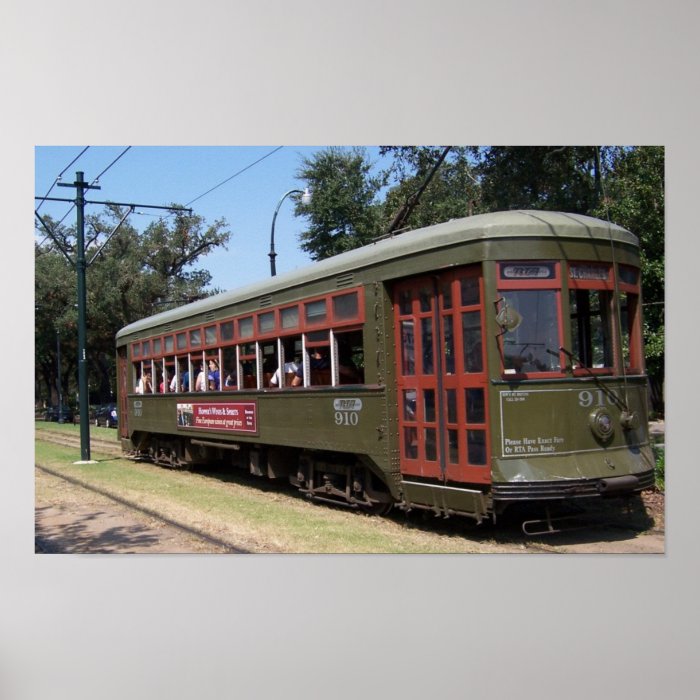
269, 189, 303, 276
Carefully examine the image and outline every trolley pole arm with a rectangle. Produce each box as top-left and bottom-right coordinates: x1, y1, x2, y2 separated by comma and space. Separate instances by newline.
385, 146, 451, 236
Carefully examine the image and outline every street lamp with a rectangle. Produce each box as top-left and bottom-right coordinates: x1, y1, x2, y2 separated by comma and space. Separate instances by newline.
269, 188, 311, 276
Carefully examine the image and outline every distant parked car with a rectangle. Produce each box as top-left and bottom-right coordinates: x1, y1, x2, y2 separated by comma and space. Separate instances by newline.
43, 406, 74, 423
95, 403, 118, 428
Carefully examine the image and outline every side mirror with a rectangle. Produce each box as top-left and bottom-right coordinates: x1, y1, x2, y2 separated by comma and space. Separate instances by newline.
496, 305, 522, 333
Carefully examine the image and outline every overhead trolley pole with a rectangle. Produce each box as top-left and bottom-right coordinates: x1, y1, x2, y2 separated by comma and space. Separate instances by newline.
37, 170, 192, 463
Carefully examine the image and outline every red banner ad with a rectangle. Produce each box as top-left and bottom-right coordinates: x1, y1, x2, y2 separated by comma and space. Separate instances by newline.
176, 402, 257, 433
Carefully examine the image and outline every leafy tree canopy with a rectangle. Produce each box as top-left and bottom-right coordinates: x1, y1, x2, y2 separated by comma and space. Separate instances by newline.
35, 208, 230, 405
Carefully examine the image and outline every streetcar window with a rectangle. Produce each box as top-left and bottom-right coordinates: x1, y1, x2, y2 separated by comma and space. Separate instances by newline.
467, 430, 487, 465
280, 305, 299, 329
220, 320, 234, 342
260, 341, 278, 387
421, 317, 434, 374
304, 332, 331, 386
462, 311, 483, 373
446, 389, 457, 424
570, 290, 613, 368
466, 388, 485, 424
189, 329, 201, 347
239, 316, 254, 339
424, 428, 437, 461
239, 342, 257, 388
164, 335, 174, 353
423, 389, 436, 422
399, 290, 412, 315
132, 343, 141, 358
305, 299, 327, 325
404, 427, 418, 459
618, 265, 639, 286
443, 315, 455, 374
142, 340, 150, 357
176, 332, 187, 351
204, 325, 217, 346
419, 287, 432, 312
400, 320, 415, 375
175, 356, 188, 392
222, 347, 237, 390
403, 390, 416, 420
332, 291, 359, 321
619, 291, 642, 370
442, 282, 453, 310
163, 358, 175, 392
448, 430, 459, 464
153, 338, 161, 355
499, 290, 561, 373
335, 329, 364, 384
258, 311, 275, 334
460, 277, 480, 306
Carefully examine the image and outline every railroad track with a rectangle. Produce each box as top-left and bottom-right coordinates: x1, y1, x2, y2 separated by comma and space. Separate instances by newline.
34, 427, 123, 457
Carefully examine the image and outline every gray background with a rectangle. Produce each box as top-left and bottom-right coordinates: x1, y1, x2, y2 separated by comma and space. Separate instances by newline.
2, 1, 696, 698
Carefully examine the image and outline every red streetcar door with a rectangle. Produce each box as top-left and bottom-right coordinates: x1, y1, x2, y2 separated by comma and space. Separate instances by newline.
393, 267, 490, 484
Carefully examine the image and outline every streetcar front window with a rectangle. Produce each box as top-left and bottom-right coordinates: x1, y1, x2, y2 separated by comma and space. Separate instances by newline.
570, 289, 614, 368
500, 290, 561, 373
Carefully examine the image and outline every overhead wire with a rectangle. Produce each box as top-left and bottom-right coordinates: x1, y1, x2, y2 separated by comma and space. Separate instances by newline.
53, 146, 133, 228
35, 145, 90, 214
149, 145, 285, 225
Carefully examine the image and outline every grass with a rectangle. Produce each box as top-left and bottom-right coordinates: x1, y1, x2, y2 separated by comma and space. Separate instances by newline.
653, 444, 665, 492
34, 437, 487, 553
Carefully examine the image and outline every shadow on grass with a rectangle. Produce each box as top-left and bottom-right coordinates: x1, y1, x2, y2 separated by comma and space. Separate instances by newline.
192, 461, 659, 548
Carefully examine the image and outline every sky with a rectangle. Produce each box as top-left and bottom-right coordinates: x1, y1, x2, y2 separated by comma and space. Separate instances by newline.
34, 145, 388, 292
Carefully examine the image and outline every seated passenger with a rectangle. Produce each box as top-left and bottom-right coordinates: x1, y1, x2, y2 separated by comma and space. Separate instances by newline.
270, 360, 301, 387
136, 371, 152, 394
207, 359, 220, 390
223, 368, 237, 388
193, 363, 206, 391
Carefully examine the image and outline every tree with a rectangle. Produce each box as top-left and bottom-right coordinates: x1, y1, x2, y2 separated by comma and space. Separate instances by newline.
34, 208, 230, 406
472, 146, 602, 214
295, 148, 384, 260
379, 146, 481, 231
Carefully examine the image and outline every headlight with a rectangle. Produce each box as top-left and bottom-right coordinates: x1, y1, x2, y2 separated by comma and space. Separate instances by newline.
589, 408, 614, 443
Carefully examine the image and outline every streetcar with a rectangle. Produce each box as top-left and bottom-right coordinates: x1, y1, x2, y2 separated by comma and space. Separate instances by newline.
115, 210, 655, 523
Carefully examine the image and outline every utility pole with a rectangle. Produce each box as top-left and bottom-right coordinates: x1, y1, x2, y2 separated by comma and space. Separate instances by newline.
57, 172, 98, 459
37, 170, 192, 463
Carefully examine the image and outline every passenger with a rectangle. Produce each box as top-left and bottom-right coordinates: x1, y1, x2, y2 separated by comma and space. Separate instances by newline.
136, 371, 152, 394
224, 368, 237, 388
269, 360, 300, 387
207, 359, 220, 390
193, 362, 206, 391
160, 371, 171, 393
169, 370, 179, 392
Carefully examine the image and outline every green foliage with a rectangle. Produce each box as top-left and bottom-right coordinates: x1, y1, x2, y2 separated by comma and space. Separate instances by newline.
473, 146, 603, 214
653, 444, 665, 491
380, 147, 480, 231
295, 147, 384, 259
35, 208, 230, 405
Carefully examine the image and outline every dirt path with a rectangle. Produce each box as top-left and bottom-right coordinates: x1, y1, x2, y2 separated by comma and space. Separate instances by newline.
35, 467, 235, 553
